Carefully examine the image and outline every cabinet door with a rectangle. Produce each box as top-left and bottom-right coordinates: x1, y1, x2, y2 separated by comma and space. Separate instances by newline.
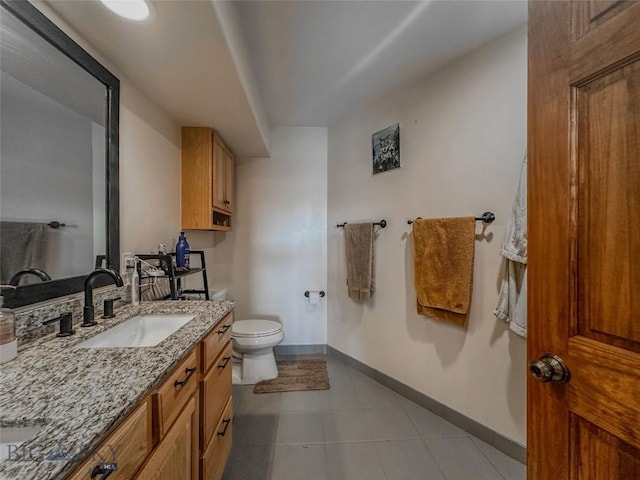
212, 135, 227, 211
223, 148, 234, 213
136, 396, 198, 480
182, 127, 213, 229
67, 401, 151, 480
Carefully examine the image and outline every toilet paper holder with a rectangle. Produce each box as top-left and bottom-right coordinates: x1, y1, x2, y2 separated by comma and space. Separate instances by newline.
304, 290, 325, 298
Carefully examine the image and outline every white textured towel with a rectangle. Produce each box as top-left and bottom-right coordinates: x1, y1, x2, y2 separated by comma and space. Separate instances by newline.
494, 155, 527, 337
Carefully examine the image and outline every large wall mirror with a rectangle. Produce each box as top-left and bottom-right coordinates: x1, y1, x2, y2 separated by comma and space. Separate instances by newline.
0, 1, 119, 308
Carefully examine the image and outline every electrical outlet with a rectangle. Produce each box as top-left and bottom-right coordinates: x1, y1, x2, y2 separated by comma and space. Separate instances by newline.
121, 252, 135, 272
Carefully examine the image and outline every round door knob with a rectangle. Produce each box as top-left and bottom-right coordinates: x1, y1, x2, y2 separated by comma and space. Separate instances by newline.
528, 353, 570, 383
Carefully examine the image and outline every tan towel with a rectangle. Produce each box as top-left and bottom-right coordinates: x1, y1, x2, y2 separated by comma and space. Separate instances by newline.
413, 217, 476, 326
345, 222, 375, 300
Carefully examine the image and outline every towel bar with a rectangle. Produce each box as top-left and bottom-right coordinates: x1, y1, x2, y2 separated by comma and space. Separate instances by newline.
407, 212, 495, 225
337, 219, 387, 228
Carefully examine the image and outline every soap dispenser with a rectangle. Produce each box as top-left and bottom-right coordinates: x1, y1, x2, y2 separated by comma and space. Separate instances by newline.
176, 232, 190, 269
131, 258, 140, 306
0, 289, 18, 364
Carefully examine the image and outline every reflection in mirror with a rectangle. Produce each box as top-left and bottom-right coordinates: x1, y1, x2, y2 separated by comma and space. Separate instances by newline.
0, 1, 119, 308
1, 6, 106, 284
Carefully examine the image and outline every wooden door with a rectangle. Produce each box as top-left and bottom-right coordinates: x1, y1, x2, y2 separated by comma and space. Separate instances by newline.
528, 1, 640, 478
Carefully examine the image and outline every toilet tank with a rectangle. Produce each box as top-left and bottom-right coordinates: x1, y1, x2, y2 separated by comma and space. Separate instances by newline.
210, 288, 227, 302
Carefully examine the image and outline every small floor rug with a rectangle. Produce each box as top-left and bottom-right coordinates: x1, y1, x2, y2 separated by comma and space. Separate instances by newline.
253, 359, 330, 394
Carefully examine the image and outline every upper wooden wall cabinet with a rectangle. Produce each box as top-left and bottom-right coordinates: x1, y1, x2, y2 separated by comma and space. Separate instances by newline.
181, 127, 235, 231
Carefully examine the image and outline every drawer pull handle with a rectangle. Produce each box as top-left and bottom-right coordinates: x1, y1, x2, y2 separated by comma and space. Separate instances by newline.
174, 367, 197, 388
217, 418, 231, 437
91, 462, 117, 479
218, 356, 231, 370
217, 324, 231, 336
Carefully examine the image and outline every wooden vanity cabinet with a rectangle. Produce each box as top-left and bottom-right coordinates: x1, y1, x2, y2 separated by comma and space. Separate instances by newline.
64, 313, 234, 480
182, 127, 235, 231
141, 311, 234, 480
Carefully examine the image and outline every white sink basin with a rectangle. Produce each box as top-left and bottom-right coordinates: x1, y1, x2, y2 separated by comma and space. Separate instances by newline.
0, 425, 44, 463
76, 314, 195, 348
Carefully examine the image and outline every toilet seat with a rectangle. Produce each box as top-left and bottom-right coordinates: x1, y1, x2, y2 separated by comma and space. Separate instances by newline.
232, 319, 282, 338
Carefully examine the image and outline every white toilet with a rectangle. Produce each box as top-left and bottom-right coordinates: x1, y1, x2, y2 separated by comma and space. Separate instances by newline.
232, 319, 284, 385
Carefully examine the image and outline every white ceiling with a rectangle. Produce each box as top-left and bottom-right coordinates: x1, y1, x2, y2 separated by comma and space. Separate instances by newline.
41, 0, 527, 156
42, 0, 271, 157
236, 0, 527, 127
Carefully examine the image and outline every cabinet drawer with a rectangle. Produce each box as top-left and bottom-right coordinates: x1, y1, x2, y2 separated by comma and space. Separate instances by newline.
200, 341, 232, 448
200, 398, 233, 480
201, 312, 233, 373
67, 400, 151, 480
153, 349, 199, 441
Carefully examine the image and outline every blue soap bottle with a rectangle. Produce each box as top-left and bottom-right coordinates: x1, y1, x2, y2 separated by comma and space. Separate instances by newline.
176, 232, 190, 269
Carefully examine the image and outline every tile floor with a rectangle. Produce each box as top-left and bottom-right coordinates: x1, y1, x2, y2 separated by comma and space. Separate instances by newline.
222, 355, 525, 480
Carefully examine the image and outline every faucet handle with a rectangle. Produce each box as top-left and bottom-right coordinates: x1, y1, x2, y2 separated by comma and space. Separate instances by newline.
44, 313, 74, 337
102, 297, 121, 319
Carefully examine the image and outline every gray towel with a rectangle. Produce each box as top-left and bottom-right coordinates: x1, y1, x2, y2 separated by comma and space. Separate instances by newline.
345, 223, 375, 300
0, 221, 48, 284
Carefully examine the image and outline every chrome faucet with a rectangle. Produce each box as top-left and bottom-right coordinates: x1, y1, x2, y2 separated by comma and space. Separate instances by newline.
9, 268, 51, 286
82, 268, 123, 327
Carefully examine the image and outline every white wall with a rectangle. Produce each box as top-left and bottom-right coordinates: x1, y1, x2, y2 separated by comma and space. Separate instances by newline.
118, 84, 181, 257
327, 27, 527, 445
204, 127, 328, 345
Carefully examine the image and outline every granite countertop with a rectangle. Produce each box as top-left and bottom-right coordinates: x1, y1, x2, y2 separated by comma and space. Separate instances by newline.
0, 300, 235, 480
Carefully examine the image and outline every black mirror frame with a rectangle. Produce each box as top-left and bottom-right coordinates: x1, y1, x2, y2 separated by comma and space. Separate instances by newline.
1, 0, 120, 308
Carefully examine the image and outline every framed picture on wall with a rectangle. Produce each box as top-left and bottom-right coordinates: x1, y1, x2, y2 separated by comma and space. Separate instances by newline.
372, 123, 400, 174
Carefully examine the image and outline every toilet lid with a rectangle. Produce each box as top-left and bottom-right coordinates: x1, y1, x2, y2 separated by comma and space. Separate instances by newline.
232, 319, 282, 338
